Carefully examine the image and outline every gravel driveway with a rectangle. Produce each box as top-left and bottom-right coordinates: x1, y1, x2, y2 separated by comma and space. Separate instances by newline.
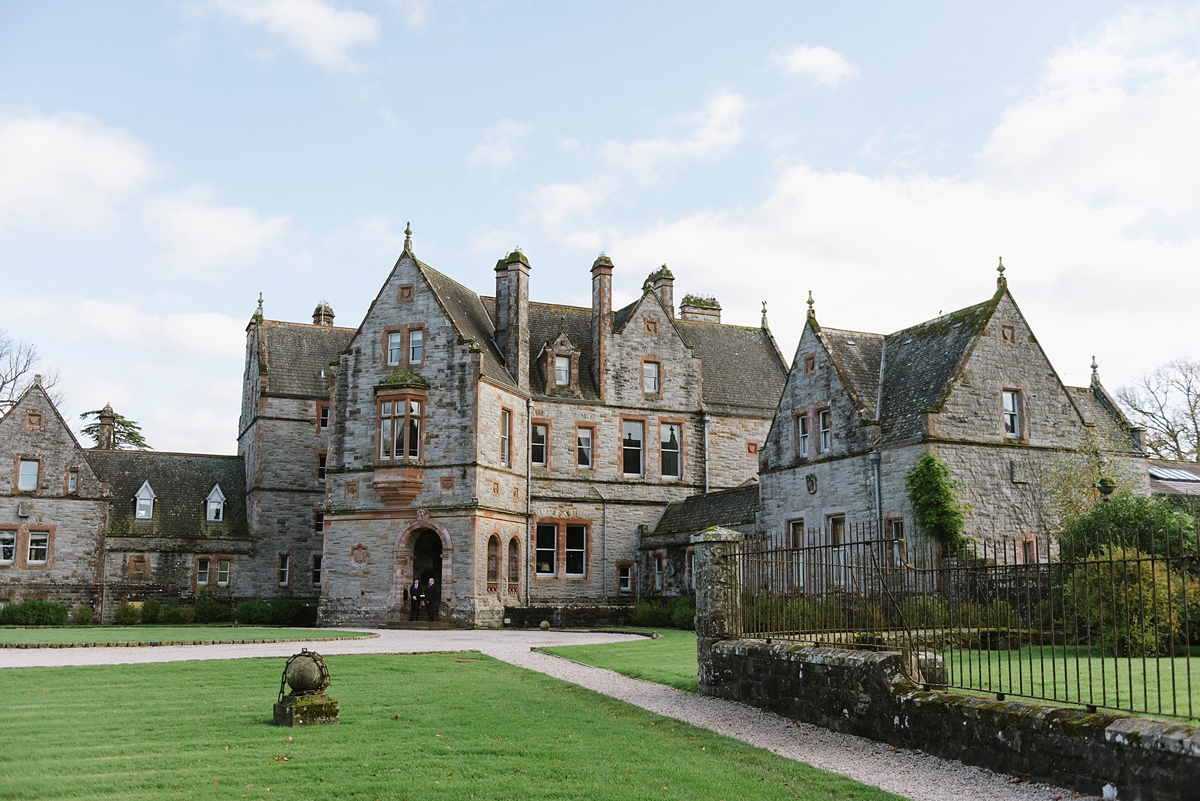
0, 628, 1087, 801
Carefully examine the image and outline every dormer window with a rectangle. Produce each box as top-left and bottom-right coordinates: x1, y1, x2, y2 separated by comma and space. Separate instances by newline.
555, 356, 570, 386
206, 485, 226, 522
135, 481, 156, 520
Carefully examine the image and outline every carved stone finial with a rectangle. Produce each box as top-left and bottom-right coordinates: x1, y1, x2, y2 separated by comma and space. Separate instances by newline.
761, 301, 769, 328
1091, 356, 1100, 384
404, 222, 412, 251
255, 293, 264, 321
806, 290, 815, 318
997, 256, 1005, 276
997, 256, 1007, 290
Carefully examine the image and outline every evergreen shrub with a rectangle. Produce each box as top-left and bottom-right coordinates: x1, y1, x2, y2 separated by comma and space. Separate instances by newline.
159, 604, 184, 624
113, 603, 140, 625
905, 451, 970, 551
139, 598, 161, 624
71, 605, 95, 626
0, 599, 70, 626
194, 597, 231, 623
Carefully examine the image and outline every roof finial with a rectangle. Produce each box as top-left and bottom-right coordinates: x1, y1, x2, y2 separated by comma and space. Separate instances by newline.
996, 256, 1007, 290
806, 290, 815, 318
255, 292, 264, 321
1091, 356, 1100, 384
761, 301, 769, 329
404, 222, 412, 251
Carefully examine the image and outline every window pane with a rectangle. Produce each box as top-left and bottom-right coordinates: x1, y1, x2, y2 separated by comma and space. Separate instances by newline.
208, 500, 223, 521
409, 329, 424, 363
17, 460, 38, 492
68, 471, 78, 493
555, 356, 570, 386
507, 540, 519, 583
278, 554, 290, 585
819, 410, 831, 452
136, 498, 153, 520
218, 560, 230, 585
577, 429, 592, 468
618, 565, 631, 592
642, 362, 659, 393
388, 332, 402, 365
661, 423, 681, 478
0, 531, 16, 563
197, 558, 209, 584
28, 533, 48, 563
500, 410, 511, 465
381, 401, 392, 415
531, 424, 547, 466
380, 418, 392, 459
622, 421, 643, 475
798, 416, 808, 457
320, 406, 330, 428
410, 400, 421, 416
313, 555, 323, 586
314, 513, 324, 534
408, 417, 420, 459
565, 525, 586, 576
535, 524, 557, 574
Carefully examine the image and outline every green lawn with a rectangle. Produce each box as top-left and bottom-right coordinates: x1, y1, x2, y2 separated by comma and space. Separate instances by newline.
0, 625, 375, 645
542, 629, 700, 692
947, 645, 1200, 719
0, 653, 899, 800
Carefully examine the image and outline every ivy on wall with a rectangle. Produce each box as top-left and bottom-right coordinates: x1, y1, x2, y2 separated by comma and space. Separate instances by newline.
905, 451, 970, 551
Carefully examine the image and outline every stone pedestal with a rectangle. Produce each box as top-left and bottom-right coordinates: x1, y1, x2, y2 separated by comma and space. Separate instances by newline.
273, 693, 340, 726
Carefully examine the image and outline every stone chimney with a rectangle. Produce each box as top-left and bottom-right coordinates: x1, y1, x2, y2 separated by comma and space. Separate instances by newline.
680, 294, 721, 324
591, 254, 614, 400
494, 249, 531, 391
313, 301, 335, 327
97, 404, 115, 450
643, 265, 675, 318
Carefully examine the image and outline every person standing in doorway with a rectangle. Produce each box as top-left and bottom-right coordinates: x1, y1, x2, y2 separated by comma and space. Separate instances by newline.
407, 578, 421, 621
425, 576, 438, 622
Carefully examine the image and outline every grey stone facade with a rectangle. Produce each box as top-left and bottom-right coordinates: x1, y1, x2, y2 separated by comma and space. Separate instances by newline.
758, 271, 1148, 556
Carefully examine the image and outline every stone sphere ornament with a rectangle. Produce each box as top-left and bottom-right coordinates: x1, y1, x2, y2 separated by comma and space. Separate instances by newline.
539, 620, 551, 630
273, 649, 339, 727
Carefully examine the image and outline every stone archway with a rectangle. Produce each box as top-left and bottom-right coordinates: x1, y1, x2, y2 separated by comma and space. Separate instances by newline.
413, 530, 443, 586
393, 518, 453, 622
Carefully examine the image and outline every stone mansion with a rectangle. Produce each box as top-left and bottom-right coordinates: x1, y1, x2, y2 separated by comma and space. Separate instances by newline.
0, 234, 1148, 625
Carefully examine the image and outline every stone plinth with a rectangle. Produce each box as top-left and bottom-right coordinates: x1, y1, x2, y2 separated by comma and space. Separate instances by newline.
273, 693, 340, 726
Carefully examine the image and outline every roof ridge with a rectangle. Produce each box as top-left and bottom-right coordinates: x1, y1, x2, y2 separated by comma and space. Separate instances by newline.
260, 319, 357, 331
886, 297, 996, 339
90, 449, 243, 459
820, 326, 885, 339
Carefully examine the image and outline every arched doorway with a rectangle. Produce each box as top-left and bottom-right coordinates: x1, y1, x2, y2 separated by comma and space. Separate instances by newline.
412, 529, 443, 586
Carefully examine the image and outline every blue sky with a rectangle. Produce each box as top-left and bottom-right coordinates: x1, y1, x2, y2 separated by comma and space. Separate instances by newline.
3, 1, 1198, 453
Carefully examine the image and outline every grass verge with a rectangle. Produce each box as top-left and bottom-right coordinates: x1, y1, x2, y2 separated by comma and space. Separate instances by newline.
0, 625, 374, 646
541, 628, 699, 691
0, 652, 900, 800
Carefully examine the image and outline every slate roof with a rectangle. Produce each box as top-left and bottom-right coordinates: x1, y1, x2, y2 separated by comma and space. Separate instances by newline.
1066, 385, 1141, 453
675, 320, 788, 412
259, 321, 354, 396
528, 303, 600, 398
418, 261, 515, 389
1147, 460, 1200, 496
88, 451, 249, 540
875, 296, 1000, 446
816, 328, 884, 418
649, 485, 760, 537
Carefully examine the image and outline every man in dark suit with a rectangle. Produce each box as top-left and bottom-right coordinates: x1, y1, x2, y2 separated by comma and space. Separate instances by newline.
425, 577, 438, 622
406, 578, 421, 621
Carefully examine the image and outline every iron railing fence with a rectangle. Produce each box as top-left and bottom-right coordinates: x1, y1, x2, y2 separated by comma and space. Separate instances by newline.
729, 519, 1200, 720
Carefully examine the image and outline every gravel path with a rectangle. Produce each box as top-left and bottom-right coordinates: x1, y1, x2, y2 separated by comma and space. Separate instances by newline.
1, 629, 1087, 801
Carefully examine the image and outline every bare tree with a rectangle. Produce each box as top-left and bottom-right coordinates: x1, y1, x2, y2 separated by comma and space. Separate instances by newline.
1117, 358, 1200, 462
0, 329, 61, 412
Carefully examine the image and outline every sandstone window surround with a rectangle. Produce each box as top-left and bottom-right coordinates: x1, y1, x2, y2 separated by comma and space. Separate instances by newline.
660, 420, 684, 480
621, 418, 645, 477
15, 456, 40, 494
0, 527, 16, 564
206, 484, 226, 522
486, 534, 501, 587
26, 530, 49, 566
793, 410, 810, 460
530, 420, 550, 468
642, 358, 662, 395
196, 557, 210, 585
499, 407, 513, 467
134, 480, 156, 520
1021, 538, 1038, 565
1002, 388, 1027, 442
277, 552, 291, 587
575, 425, 594, 470
378, 395, 425, 462
534, 520, 590, 580
217, 558, 231, 586
555, 356, 570, 386
318, 403, 330, 431
311, 553, 323, 587
818, 407, 832, 454
381, 324, 426, 369
803, 353, 816, 375
617, 561, 635, 594
65, 468, 79, 495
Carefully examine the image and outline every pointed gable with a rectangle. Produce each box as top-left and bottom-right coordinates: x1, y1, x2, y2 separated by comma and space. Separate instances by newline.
816, 328, 884, 420
0, 382, 104, 497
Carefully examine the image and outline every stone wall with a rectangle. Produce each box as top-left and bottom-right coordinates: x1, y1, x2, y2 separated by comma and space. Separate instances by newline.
704, 640, 1200, 801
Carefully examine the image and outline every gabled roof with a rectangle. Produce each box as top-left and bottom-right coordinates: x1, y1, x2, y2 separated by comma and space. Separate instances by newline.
649, 485, 760, 538
527, 303, 599, 398
415, 261, 516, 389
88, 450, 249, 540
816, 327, 884, 419
1066, 385, 1142, 453
876, 295, 1000, 446
258, 321, 354, 397
675, 320, 788, 412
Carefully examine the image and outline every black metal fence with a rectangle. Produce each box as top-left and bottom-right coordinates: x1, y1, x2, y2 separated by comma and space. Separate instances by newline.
732, 520, 1200, 720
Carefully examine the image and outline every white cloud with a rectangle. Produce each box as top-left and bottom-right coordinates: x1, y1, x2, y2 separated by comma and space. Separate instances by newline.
773, 45, 860, 88
468, 119, 532, 172
72, 300, 245, 360
391, 0, 428, 29
600, 91, 746, 183
984, 7, 1200, 217
215, 0, 381, 67
0, 112, 156, 231
146, 186, 291, 275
